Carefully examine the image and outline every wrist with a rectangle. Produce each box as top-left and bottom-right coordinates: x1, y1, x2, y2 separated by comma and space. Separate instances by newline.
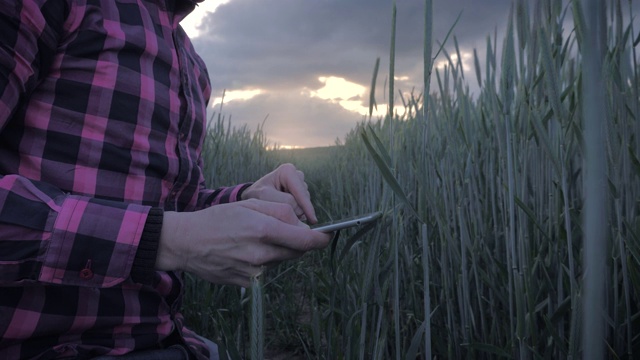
238, 182, 254, 201
156, 211, 187, 272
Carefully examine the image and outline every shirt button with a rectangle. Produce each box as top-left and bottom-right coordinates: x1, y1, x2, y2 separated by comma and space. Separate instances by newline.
80, 268, 93, 280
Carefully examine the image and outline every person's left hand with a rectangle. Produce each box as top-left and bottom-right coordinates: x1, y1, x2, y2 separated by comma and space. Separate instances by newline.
241, 163, 318, 224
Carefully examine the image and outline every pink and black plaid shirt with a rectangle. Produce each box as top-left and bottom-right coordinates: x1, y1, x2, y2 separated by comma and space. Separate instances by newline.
0, 0, 246, 358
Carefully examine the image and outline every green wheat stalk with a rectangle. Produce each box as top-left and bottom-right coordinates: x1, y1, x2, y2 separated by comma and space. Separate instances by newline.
250, 273, 264, 360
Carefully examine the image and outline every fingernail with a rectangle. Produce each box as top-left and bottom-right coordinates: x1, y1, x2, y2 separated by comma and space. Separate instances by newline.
298, 220, 310, 229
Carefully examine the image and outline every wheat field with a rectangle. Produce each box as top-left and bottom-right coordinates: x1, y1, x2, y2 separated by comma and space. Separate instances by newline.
183, 0, 640, 358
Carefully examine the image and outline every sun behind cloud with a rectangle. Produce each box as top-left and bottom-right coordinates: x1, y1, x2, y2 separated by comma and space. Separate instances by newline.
306, 76, 389, 117
435, 51, 473, 71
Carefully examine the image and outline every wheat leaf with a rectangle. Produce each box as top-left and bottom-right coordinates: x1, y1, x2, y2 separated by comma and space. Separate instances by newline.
360, 128, 423, 223
369, 58, 381, 118
404, 320, 427, 360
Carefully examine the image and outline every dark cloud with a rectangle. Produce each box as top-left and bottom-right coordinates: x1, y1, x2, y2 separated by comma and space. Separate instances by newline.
194, 0, 510, 91
186, 0, 526, 146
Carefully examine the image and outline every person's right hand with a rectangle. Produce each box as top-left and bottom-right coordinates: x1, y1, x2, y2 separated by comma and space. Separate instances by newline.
155, 199, 332, 287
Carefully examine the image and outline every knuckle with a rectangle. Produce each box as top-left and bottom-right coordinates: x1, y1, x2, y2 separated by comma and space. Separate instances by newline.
249, 251, 265, 266
256, 220, 274, 240
279, 163, 296, 172
276, 201, 296, 218
282, 192, 296, 205
245, 198, 261, 206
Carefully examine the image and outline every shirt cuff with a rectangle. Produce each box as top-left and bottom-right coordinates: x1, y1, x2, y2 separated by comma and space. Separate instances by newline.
236, 182, 253, 201
131, 207, 164, 285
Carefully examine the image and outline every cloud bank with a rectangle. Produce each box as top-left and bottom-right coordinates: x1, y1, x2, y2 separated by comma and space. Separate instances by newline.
189, 0, 515, 147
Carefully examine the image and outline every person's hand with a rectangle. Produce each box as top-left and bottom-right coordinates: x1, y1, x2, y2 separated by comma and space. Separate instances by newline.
241, 163, 317, 223
156, 199, 332, 287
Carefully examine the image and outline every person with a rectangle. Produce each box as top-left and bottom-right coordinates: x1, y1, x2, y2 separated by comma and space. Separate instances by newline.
0, 0, 332, 358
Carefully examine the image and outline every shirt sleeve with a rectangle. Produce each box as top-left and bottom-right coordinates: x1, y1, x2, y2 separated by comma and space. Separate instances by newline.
0, 0, 68, 119
0, 175, 150, 287
0, 0, 149, 288
197, 183, 253, 208
195, 155, 253, 208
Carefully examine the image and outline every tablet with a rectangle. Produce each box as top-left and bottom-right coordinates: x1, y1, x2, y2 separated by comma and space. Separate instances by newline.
311, 211, 383, 233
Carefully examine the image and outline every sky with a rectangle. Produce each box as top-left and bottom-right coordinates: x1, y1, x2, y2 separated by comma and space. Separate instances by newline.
179, 0, 633, 148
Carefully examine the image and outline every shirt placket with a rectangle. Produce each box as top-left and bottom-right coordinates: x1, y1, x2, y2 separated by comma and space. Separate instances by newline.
167, 32, 194, 211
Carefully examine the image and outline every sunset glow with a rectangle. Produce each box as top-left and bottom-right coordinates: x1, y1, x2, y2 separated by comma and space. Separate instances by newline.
211, 89, 263, 108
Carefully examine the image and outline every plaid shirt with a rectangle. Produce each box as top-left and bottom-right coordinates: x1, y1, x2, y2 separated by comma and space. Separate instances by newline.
0, 0, 246, 358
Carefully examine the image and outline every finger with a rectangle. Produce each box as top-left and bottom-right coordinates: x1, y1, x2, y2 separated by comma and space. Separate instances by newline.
277, 166, 317, 223
262, 220, 332, 252
242, 241, 305, 265
287, 185, 316, 223
249, 189, 304, 218
239, 200, 331, 251
297, 170, 309, 191
273, 193, 307, 221
240, 199, 302, 226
